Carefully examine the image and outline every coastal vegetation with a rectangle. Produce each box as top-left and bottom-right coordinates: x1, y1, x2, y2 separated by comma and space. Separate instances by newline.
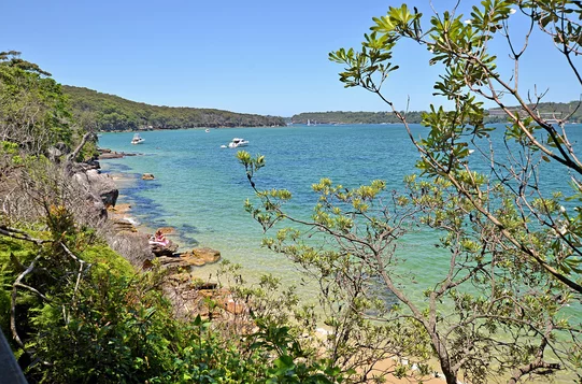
291, 111, 425, 125
291, 100, 582, 125
239, 1, 582, 384
0, 52, 343, 383
4, 0, 582, 383
63, 85, 286, 131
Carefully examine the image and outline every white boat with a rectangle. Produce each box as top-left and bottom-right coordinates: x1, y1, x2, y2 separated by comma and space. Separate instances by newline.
205, 128, 210, 133
131, 133, 145, 144
227, 138, 249, 148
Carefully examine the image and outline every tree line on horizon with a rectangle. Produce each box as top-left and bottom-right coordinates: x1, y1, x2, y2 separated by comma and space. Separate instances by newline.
291, 101, 582, 125
63, 85, 286, 131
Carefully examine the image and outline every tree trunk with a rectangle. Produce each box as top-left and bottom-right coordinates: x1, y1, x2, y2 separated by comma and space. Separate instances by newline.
439, 357, 458, 384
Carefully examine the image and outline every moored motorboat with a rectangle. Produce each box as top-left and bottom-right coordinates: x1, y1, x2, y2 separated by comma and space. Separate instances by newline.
131, 133, 145, 144
227, 138, 249, 148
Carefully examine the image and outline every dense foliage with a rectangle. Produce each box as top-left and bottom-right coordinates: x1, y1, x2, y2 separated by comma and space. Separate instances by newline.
1, 53, 343, 384
329, 0, 582, 382
239, 1, 582, 384
1, 216, 344, 384
0, 51, 75, 155
63, 85, 286, 131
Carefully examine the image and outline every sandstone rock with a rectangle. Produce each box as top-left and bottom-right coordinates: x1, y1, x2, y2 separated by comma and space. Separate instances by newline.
188, 247, 221, 265
152, 247, 228, 321
142, 173, 155, 180
198, 303, 223, 321
151, 241, 179, 257
109, 203, 131, 214
157, 227, 174, 235
113, 219, 137, 233
225, 299, 246, 315
98, 152, 125, 159
198, 289, 215, 298
166, 272, 192, 286
157, 247, 220, 270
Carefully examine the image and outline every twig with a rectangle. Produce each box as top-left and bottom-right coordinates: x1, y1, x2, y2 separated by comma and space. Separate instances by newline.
11, 253, 42, 350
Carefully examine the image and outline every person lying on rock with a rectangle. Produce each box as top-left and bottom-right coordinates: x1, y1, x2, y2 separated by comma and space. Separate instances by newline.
149, 230, 169, 246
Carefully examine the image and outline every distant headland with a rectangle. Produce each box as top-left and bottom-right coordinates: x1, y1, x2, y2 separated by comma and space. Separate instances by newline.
63, 85, 582, 131
290, 102, 582, 125
63, 85, 286, 131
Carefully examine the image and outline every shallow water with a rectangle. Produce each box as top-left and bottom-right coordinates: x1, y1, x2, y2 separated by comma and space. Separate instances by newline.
98, 124, 582, 305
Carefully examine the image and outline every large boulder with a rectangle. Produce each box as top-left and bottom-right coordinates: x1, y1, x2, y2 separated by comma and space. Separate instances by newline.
86, 170, 119, 208
157, 247, 221, 269
72, 168, 119, 210
187, 247, 221, 266
151, 241, 179, 257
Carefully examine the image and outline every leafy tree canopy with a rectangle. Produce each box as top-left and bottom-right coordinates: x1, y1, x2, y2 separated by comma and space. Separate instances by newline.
239, 1, 582, 384
0, 51, 73, 154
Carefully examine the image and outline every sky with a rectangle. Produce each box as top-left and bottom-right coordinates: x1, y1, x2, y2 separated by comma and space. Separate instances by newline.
1, 0, 581, 116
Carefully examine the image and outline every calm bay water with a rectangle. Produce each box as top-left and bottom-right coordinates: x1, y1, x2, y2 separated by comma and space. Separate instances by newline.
99, 124, 582, 303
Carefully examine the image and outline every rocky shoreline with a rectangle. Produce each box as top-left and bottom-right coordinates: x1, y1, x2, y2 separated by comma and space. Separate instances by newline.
97, 147, 140, 159
93, 148, 448, 383
97, 148, 246, 321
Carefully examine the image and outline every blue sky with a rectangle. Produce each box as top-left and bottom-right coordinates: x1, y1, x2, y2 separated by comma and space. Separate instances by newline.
1, 0, 580, 116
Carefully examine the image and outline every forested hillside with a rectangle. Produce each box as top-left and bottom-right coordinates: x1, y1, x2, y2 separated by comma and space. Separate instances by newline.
292, 101, 582, 125
63, 86, 286, 131
291, 111, 424, 124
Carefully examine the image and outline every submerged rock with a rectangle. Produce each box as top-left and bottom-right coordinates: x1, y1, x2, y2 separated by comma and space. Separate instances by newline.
157, 226, 175, 235
181, 247, 221, 266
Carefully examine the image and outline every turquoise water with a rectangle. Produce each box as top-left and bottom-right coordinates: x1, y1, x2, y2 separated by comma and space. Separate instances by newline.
98, 124, 582, 303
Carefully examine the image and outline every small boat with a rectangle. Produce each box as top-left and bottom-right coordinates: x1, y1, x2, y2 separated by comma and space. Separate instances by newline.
131, 133, 145, 144
228, 138, 249, 148
205, 128, 210, 133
